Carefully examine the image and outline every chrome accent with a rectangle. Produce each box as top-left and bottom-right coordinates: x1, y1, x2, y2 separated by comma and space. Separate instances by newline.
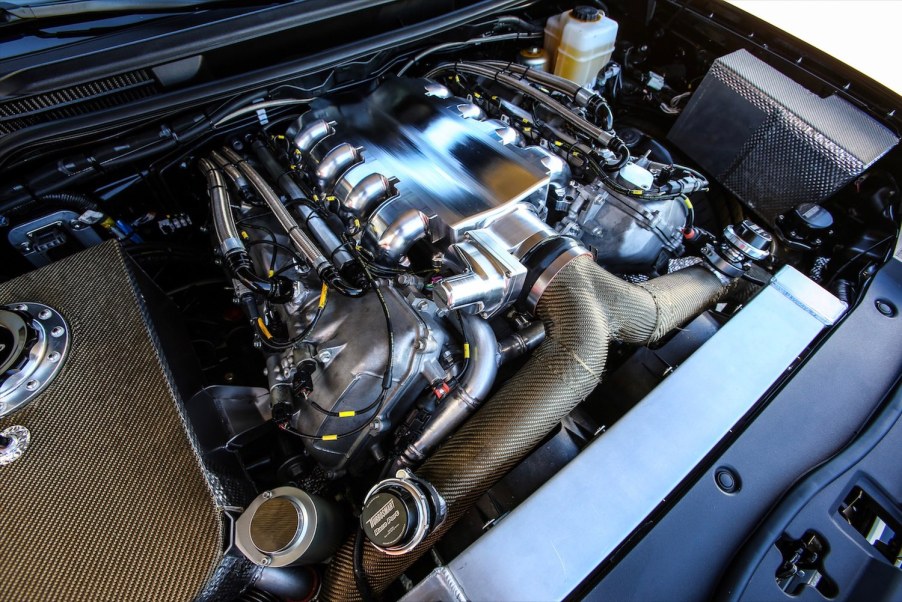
235, 486, 343, 567
524, 245, 592, 311
523, 145, 571, 200
202, 155, 244, 257
362, 470, 447, 556
409, 265, 843, 601
374, 209, 430, 263
455, 103, 485, 120
342, 173, 396, 218
0, 303, 69, 419
314, 79, 552, 253
435, 229, 527, 318
423, 82, 452, 98
315, 143, 363, 191
399, 315, 498, 465
436, 205, 559, 317
292, 119, 334, 156
724, 223, 770, 261
0, 425, 30, 466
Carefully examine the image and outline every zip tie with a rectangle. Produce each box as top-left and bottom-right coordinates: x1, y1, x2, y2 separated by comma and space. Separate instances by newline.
256, 318, 273, 340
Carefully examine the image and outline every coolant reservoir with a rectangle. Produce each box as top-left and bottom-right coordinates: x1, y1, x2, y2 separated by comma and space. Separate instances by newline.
543, 11, 565, 67
547, 6, 618, 88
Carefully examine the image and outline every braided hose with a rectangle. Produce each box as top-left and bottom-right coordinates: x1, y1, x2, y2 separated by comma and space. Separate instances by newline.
321, 255, 729, 600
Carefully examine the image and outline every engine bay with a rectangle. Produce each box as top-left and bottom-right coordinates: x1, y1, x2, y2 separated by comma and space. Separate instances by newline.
0, 2, 899, 600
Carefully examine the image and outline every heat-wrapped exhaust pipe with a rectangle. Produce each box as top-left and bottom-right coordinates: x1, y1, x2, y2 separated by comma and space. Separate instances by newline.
321, 254, 732, 600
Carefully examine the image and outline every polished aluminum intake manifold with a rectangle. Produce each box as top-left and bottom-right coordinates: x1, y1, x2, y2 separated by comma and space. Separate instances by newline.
287, 78, 579, 318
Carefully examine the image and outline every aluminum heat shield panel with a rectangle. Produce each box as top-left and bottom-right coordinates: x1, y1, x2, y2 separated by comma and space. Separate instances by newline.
668, 49, 898, 225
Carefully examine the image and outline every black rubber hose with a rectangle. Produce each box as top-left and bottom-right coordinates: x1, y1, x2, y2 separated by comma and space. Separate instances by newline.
3, 191, 99, 221
833, 279, 854, 305
227, 253, 294, 304
320, 265, 367, 298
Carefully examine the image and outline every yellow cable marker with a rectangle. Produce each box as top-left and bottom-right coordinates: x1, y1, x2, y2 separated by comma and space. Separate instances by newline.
319, 284, 329, 309
241, 231, 249, 240
268, 269, 275, 277
321, 434, 338, 441
338, 411, 356, 418
463, 343, 470, 359
256, 318, 273, 340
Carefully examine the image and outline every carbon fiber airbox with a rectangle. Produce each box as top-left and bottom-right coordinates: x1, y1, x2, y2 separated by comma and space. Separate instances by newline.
0, 242, 253, 601
668, 49, 898, 225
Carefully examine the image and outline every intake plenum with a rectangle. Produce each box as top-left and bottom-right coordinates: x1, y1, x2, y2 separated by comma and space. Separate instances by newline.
321, 255, 732, 600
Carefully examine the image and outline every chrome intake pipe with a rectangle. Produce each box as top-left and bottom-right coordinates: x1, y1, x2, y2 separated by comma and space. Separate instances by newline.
398, 314, 499, 466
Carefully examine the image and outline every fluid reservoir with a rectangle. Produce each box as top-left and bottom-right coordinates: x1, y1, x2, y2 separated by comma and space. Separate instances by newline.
543, 11, 565, 66
547, 6, 618, 87
517, 46, 550, 72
